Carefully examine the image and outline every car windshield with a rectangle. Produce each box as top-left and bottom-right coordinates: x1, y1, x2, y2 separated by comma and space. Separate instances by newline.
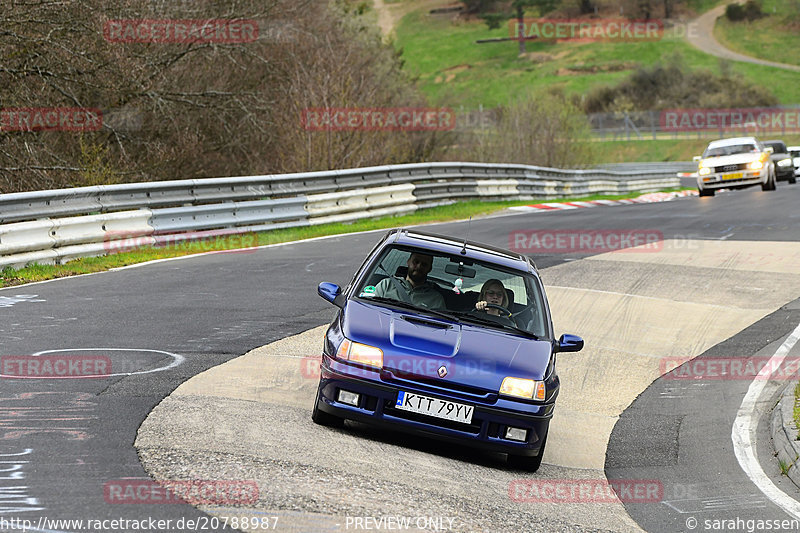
703, 144, 759, 157
789, 149, 800, 158
356, 246, 548, 338
764, 142, 786, 153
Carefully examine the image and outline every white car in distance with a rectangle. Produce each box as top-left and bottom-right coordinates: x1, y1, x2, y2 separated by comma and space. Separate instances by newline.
694, 137, 776, 197
789, 146, 800, 180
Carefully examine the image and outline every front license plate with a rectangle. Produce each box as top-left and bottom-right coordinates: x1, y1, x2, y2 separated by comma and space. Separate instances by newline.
722, 172, 743, 180
395, 391, 474, 424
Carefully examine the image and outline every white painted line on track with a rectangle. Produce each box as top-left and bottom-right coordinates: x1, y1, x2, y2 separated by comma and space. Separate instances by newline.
548, 285, 745, 311
0, 348, 186, 379
732, 320, 800, 519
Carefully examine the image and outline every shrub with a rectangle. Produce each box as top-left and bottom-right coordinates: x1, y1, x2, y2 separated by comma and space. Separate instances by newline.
461, 91, 596, 168
742, 0, 763, 20
725, 3, 745, 21
726, 0, 762, 21
581, 54, 777, 113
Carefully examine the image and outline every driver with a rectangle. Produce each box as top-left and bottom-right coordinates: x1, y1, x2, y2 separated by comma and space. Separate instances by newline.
472, 279, 516, 327
373, 252, 445, 310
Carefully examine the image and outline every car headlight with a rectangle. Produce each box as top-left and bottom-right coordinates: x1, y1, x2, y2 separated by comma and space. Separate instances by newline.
336, 339, 383, 368
748, 160, 763, 170
500, 377, 546, 400
698, 166, 712, 176
778, 158, 792, 167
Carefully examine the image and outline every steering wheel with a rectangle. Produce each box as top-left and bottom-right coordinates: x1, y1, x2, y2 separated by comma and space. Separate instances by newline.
483, 303, 512, 317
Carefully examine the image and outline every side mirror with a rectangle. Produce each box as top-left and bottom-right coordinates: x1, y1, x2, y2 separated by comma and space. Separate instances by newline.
318, 282, 345, 308
693, 155, 701, 162
557, 334, 583, 353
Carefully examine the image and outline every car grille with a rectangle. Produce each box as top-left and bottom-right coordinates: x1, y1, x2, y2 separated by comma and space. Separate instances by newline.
713, 163, 748, 173
383, 371, 495, 401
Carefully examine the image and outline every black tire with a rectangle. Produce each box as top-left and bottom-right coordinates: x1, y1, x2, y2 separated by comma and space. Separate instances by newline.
507, 433, 547, 472
789, 174, 797, 185
762, 169, 777, 191
698, 188, 714, 197
312, 387, 345, 427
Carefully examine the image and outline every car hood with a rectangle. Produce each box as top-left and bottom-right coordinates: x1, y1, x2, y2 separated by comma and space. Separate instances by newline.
342, 300, 553, 385
702, 153, 761, 166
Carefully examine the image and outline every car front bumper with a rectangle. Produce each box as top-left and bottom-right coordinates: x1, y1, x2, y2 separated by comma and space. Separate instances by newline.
776, 166, 795, 180
697, 169, 766, 190
315, 355, 553, 457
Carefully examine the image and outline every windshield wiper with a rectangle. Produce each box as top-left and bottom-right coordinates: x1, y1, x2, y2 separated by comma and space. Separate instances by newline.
450, 311, 540, 339
365, 296, 459, 322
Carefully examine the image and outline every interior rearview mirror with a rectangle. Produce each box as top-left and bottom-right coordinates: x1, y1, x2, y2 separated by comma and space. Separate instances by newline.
445, 263, 476, 278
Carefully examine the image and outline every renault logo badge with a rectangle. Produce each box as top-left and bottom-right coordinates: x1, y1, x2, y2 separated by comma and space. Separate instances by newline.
438, 365, 448, 378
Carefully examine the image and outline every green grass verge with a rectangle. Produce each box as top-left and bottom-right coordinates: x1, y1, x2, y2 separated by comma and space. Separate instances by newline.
795, 380, 800, 440
0, 189, 690, 288
394, 8, 800, 109
687, 0, 728, 12
594, 134, 800, 162
593, 138, 713, 162
714, 0, 800, 67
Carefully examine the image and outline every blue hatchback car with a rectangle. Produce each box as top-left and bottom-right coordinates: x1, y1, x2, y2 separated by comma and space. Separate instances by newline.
313, 228, 583, 471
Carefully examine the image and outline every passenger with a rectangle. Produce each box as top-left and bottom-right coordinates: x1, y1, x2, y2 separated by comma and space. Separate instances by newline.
373, 252, 445, 310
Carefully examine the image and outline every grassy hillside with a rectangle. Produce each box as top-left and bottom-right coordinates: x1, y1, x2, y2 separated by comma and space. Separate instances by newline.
391, 4, 800, 163
715, 0, 800, 67
395, 9, 800, 108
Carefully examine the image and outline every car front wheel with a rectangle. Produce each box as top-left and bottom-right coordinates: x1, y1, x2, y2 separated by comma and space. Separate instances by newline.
507, 433, 547, 472
698, 188, 714, 197
762, 169, 776, 191
312, 384, 345, 427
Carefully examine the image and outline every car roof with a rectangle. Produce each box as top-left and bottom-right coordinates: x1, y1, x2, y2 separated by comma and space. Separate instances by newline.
707, 137, 759, 149
763, 140, 786, 146
383, 228, 537, 273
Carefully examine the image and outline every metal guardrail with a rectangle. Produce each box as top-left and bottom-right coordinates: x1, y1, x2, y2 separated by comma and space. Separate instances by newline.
0, 161, 683, 269
596, 162, 697, 173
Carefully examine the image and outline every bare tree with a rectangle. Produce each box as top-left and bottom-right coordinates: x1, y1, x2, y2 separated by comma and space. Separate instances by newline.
0, 0, 445, 192
465, 92, 595, 168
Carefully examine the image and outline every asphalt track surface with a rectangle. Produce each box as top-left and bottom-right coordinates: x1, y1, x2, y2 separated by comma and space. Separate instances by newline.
2, 183, 800, 532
